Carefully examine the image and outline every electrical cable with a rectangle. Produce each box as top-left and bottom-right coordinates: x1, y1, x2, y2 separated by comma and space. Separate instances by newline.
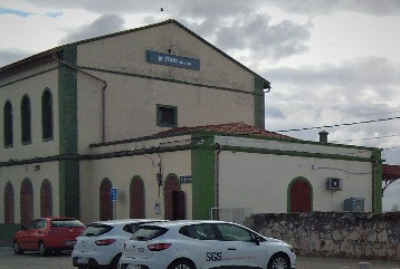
275, 116, 400, 133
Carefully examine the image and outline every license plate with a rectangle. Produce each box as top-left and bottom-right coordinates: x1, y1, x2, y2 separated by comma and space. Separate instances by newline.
77, 258, 89, 264
65, 240, 76, 246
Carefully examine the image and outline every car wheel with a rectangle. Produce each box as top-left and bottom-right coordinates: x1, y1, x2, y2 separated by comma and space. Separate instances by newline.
268, 254, 290, 269
13, 241, 23, 255
110, 254, 121, 269
38, 242, 48, 257
168, 259, 195, 269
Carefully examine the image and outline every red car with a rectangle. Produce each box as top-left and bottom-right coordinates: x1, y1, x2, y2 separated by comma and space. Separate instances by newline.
13, 217, 86, 256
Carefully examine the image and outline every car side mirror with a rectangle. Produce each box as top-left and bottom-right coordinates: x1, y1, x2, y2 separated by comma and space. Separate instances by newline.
254, 235, 261, 246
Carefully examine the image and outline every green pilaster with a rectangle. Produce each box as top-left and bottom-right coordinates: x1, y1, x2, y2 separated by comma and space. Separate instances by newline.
372, 149, 383, 213
58, 45, 80, 217
254, 76, 266, 129
191, 136, 215, 219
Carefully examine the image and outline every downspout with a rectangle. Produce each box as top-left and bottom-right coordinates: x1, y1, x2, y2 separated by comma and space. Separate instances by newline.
53, 56, 107, 143
371, 155, 376, 213
215, 143, 222, 213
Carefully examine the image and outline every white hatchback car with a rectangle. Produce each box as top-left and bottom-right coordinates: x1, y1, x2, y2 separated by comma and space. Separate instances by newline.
72, 219, 163, 269
120, 220, 296, 269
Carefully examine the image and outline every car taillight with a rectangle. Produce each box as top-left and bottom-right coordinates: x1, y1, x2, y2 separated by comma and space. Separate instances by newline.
147, 243, 171, 251
95, 239, 116, 246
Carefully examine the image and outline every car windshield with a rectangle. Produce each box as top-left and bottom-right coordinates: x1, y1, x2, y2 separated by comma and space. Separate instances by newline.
51, 219, 85, 228
81, 224, 113, 236
131, 226, 167, 241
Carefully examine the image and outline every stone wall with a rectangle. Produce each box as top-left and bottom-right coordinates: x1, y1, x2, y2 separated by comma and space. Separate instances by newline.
247, 212, 400, 260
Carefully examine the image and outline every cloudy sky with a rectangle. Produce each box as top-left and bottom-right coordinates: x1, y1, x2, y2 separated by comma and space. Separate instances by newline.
1, 0, 400, 211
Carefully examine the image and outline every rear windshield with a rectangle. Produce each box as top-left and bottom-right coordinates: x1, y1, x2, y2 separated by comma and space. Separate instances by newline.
81, 224, 113, 237
131, 226, 167, 241
51, 219, 85, 228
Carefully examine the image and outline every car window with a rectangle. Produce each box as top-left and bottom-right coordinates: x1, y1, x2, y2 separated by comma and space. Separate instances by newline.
180, 224, 216, 240
37, 219, 47, 229
131, 226, 167, 241
216, 224, 253, 242
123, 223, 140, 234
51, 219, 85, 228
81, 224, 113, 236
28, 220, 40, 229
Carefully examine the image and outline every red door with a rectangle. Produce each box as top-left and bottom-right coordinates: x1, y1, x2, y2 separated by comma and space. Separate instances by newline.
100, 179, 112, 221
130, 178, 145, 218
20, 178, 33, 226
164, 176, 180, 220
290, 179, 312, 212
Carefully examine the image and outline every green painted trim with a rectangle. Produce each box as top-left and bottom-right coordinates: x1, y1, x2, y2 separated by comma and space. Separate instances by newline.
372, 149, 383, 213
191, 135, 215, 219
211, 144, 372, 163
287, 176, 314, 213
0, 224, 21, 246
254, 76, 266, 129
57, 45, 80, 218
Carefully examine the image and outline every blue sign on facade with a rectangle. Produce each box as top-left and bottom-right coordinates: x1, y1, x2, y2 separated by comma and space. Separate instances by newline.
111, 187, 118, 201
146, 50, 200, 70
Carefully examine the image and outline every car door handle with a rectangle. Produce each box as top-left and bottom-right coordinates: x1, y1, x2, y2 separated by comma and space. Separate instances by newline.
228, 248, 237, 251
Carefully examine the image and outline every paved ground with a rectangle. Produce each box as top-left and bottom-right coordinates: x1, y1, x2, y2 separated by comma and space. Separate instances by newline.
297, 255, 400, 269
1, 247, 400, 268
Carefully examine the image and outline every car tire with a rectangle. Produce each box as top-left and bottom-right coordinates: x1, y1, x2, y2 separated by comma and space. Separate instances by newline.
110, 253, 121, 269
38, 242, 48, 257
13, 241, 23, 255
168, 259, 195, 269
267, 253, 290, 269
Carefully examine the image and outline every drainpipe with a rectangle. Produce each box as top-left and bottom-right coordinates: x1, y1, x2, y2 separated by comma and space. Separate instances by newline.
53, 56, 107, 143
215, 143, 222, 216
371, 155, 376, 213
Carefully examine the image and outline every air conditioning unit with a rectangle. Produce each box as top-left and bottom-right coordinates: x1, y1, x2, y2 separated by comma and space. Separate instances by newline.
326, 177, 342, 191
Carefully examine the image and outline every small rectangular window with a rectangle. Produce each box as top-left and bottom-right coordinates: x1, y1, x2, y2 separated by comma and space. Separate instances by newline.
157, 105, 177, 127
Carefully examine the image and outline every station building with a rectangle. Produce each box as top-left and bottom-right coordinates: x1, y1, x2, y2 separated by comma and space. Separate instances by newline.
0, 19, 382, 243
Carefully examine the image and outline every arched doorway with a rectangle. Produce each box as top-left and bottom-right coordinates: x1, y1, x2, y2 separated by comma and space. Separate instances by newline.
164, 174, 185, 220
20, 178, 33, 226
288, 177, 313, 212
130, 176, 145, 218
40, 179, 53, 217
4, 182, 14, 223
99, 178, 113, 220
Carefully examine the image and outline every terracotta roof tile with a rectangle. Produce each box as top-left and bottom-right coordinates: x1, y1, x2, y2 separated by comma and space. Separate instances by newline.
157, 122, 294, 140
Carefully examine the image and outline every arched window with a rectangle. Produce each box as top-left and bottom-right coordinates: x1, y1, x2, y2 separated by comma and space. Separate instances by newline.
40, 179, 53, 217
42, 89, 53, 141
4, 100, 13, 147
99, 178, 113, 221
4, 182, 14, 224
21, 95, 31, 144
130, 176, 145, 218
288, 177, 313, 213
20, 178, 34, 226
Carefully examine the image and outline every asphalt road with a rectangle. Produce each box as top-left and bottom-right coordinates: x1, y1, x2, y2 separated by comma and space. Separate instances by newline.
1, 247, 400, 269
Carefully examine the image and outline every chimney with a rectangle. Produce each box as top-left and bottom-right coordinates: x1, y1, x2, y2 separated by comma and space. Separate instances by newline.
319, 130, 329, 143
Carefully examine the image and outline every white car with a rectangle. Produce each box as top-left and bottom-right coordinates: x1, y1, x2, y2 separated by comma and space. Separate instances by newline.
72, 219, 163, 269
120, 220, 296, 269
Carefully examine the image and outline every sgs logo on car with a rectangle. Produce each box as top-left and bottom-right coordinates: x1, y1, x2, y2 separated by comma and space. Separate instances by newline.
206, 252, 222, 261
